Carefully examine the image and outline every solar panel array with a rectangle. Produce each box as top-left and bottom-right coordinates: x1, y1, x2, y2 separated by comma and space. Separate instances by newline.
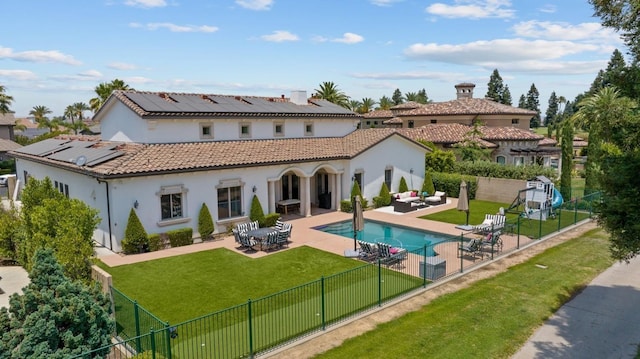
14, 138, 123, 168
124, 92, 355, 115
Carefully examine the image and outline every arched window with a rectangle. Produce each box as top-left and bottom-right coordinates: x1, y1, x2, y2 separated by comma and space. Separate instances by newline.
496, 156, 506, 165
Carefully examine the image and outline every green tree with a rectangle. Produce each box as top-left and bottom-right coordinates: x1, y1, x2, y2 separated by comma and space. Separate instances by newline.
0, 84, 13, 114
392, 88, 403, 105
377, 182, 391, 206
422, 172, 435, 195
314, 81, 350, 108
502, 85, 513, 105
0, 248, 114, 358
525, 84, 541, 127
359, 97, 376, 113
423, 142, 456, 172
198, 203, 214, 240
518, 94, 526, 109
29, 105, 56, 132
560, 119, 574, 200
122, 208, 148, 254
64, 102, 90, 134
398, 177, 409, 193
453, 122, 491, 162
348, 99, 362, 112
0, 205, 21, 261
590, 0, 640, 60
89, 79, 133, 113
351, 180, 362, 199
416, 89, 429, 104
545, 91, 559, 126
377, 95, 393, 110
404, 92, 419, 102
486, 69, 505, 102
250, 194, 265, 224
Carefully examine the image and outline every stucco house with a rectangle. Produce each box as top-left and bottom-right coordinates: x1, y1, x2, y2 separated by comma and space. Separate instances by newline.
0, 113, 22, 161
10, 90, 429, 252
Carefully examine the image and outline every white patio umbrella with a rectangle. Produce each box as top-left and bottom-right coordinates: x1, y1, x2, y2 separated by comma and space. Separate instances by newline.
457, 181, 470, 226
353, 195, 364, 251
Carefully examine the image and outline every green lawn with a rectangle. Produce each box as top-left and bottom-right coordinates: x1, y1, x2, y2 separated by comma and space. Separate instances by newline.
98, 246, 366, 324
318, 228, 614, 358
419, 199, 513, 225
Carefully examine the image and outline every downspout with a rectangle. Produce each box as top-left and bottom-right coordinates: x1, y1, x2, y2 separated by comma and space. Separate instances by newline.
96, 178, 114, 251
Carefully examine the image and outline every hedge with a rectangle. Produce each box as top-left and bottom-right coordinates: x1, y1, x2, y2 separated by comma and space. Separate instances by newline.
167, 228, 193, 247
432, 172, 478, 199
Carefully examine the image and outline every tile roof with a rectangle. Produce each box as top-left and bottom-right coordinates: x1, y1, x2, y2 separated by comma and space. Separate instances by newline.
99, 91, 360, 119
11, 129, 428, 178
0, 139, 21, 152
0, 113, 16, 126
390, 101, 423, 110
399, 123, 545, 148
14, 118, 39, 129
362, 109, 393, 118
400, 98, 537, 116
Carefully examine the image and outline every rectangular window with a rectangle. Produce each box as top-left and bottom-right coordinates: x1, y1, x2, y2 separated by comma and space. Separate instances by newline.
512, 118, 519, 125
64, 184, 69, 197
514, 156, 524, 166
304, 122, 314, 136
274, 122, 284, 137
161, 193, 183, 220
408, 120, 414, 128
217, 186, 242, 219
239, 123, 251, 138
200, 123, 213, 139
384, 168, 392, 191
430, 119, 437, 124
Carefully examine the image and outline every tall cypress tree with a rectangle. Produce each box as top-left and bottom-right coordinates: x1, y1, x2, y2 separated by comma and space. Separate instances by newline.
560, 119, 574, 200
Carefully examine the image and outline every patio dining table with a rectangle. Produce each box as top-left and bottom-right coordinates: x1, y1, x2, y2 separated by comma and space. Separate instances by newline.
245, 227, 277, 250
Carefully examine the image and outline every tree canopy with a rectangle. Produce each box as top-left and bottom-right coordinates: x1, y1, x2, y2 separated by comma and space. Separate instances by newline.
314, 81, 350, 108
0, 84, 13, 114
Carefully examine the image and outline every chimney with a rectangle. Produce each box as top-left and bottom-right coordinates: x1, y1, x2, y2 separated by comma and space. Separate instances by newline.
290, 90, 308, 105
454, 83, 475, 99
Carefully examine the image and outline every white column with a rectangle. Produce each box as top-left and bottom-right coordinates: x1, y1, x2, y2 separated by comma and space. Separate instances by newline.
268, 180, 275, 214
304, 175, 312, 217
335, 173, 342, 210
330, 174, 336, 210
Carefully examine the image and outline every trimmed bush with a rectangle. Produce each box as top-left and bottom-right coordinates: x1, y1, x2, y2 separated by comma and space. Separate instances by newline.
398, 177, 409, 193
261, 213, 280, 228
122, 209, 148, 254
198, 203, 214, 240
249, 195, 265, 224
378, 182, 391, 206
452, 161, 558, 180
167, 228, 193, 247
340, 199, 353, 213
422, 172, 435, 195
148, 233, 163, 252
350, 180, 362, 199
432, 172, 478, 199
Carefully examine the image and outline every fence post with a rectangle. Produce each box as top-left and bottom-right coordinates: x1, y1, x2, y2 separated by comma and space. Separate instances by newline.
574, 199, 578, 224
378, 260, 382, 307
459, 233, 464, 273
557, 205, 562, 233
164, 322, 172, 359
134, 301, 141, 353
517, 215, 520, 249
247, 299, 253, 358
422, 245, 427, 287
321, 276, 326, 330
538, 210, 543, 239
150, 328, 156, 359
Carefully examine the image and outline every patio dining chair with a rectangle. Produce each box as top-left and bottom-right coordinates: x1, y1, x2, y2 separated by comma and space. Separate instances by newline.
262, 231, 279, 252
276, 226, 291, 248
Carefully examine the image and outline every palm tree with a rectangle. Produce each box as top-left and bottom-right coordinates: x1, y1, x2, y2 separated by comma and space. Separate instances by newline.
30, 105, 55, 131
347, 100, 362, 112
0, 84, 13, 114
404, 92, 419, 102
90, 79, 133, 113
314, 81, 350, 108
359, 98, 376, 114
377, 96, 393, 110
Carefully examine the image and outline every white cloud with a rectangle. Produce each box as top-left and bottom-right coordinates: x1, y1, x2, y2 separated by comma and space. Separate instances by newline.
426, 0, 515, 19
0, 46, 82, 65
261, 30, 299, 42
538, 4, 556, 13
351, 70, 465, 81
332, 32, 364, 44
0, 69, 37, 81
77, 70, 103, 79
236, 0, 273, 11
124, 0, 167, 8
311, 35, 328, 43
512, 21, 621, 43
108, 62, 138, 70
370, 0, 403, 6
129, 22, 218, 33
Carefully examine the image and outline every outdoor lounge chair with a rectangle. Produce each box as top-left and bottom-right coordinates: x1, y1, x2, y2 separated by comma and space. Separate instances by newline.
458, 238, 482, 259
377, 242, 407, 268
357, 241, 378, 262
472, 214, 506, 234
481, 230, 503, 254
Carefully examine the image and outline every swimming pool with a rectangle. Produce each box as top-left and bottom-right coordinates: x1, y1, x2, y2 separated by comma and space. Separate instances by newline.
313, 219, 453, 253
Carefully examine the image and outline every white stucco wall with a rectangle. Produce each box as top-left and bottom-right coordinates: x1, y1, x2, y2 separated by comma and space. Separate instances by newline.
99, 101, 148, 143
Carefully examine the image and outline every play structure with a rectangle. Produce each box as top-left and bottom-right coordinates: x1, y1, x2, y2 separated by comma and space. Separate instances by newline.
506, 176, 563, 221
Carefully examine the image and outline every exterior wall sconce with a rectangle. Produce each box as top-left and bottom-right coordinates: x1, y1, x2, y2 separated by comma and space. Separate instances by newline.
410, 168, 414, 174
252, 185, 257, 193
134, 200, 139, 209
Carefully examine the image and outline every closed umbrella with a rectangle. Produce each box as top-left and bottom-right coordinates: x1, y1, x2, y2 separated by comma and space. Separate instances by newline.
457, 181, 470, 226
353, 195, 364, 251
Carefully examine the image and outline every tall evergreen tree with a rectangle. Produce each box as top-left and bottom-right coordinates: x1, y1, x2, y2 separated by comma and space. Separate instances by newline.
416, 89, 429, 104
392, 88, 403, 105
560, 119, 574, 200
502, 85, 513, 105
525, 84, 541, 128
545, 91, 559, 126
486, 69, 505, 102
518, 94, 527, 108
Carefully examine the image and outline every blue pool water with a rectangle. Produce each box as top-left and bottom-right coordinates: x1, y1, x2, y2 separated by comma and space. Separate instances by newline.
313, 219, 452, 254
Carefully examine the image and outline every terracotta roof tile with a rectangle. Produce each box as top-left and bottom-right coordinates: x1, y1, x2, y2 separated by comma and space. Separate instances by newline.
390, 101, 423, 110
0, 139, 21, 152
362, 109, 393, 118
399, 123, 544, 148
0, 113, 16, 126
402, 98, 537, 116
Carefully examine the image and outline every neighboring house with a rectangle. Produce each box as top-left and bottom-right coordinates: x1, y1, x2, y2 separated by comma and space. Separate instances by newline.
0, 113, 22, 160
14, 116, 49, 139
11, 90, 429, 252
401, 123, 560, 168
363, 83, 536, 130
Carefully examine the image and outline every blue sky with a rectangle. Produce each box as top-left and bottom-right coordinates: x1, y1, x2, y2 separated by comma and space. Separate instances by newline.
0, 0, 624, 117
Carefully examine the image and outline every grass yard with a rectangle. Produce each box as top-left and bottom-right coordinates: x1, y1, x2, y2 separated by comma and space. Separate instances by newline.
318, 228, 614, 358
98, 246, 365, 324
419, 199, 514, 224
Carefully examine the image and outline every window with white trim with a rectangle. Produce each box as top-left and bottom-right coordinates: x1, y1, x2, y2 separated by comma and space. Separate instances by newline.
273, 122, 284, 137
200, 123, 213, 139
217, 180, 243, 219
514, 156, 524, 166
384, 167, 393, 191
239, 122, 251, 138
304, 122, 314, 136
496, 156, 506, 165
158, 185, 186, 220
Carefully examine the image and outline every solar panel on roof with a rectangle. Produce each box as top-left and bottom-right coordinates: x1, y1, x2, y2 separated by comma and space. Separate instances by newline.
86, 151, 124, 167
14, 139, 71, 156
47, 147, 123, 167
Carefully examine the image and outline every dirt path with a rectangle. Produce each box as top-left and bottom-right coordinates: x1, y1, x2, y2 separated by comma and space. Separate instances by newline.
267, 221, 600, 358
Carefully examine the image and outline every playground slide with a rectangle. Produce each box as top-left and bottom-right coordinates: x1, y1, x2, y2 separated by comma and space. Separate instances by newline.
552, 188, 564, 209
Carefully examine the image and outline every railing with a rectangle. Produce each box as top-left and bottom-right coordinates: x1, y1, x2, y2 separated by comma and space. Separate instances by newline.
75, 192, 600, 358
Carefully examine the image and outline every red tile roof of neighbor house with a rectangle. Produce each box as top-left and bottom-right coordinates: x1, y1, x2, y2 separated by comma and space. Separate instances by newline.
362, 109, 393, 118
399, 123, 546, 148
365, 98, 537, 118
101, 91, 361, 119
0, 139, 22, 152
10, 129, 429, 178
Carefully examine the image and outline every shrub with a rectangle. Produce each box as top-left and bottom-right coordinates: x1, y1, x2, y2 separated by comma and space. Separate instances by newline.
122, 209, 148, 254
249, 195, 265, 224
340, 199, 353, 213
398, 177, 409, 193
148, 233, 163, 252
422, 172, 435, 195
432, 172, 478, 199
378, 182, 391, 206
424, 146, 456, 172
261, 213, 280, 228
167, 228, 193, 247
350, 180, 362, 199
452, 161, 558, 180
197, 203, 214, 240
